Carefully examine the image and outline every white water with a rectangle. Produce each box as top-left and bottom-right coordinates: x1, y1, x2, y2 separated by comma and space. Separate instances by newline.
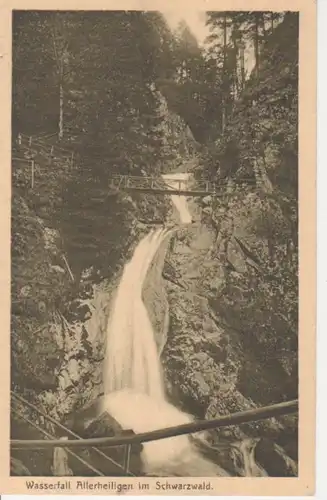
104, 228, 169, 400
162, 173, 193, 224
102, 173, 228, 475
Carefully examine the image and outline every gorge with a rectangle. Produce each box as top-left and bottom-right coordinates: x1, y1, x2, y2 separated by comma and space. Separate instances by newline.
100, 173, 232, 476
11, 10, 299, 479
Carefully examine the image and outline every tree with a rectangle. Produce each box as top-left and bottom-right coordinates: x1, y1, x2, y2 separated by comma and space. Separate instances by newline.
12, 11, 87, 140
205, 12, 230, 132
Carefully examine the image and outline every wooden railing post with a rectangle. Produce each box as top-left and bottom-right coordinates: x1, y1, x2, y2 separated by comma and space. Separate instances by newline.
51, 437, 73, 476
62, 255, 75, 283
123, 444, 132, 474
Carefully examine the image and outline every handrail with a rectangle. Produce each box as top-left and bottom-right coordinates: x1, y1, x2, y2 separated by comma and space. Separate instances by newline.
12, 156, 33, 164
11, 391, 135, 476
17, 133, 75, 159
109, 175, 260, 195
110, 174, 258, 184
11, 399, 298, 449
11, 406, 105, 476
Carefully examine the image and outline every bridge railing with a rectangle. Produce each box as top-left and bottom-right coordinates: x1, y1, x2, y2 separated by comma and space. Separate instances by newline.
11, 390, 298, 477
110, 175, 167, 191
109, 175, 260, 196
109, 175, 222, 195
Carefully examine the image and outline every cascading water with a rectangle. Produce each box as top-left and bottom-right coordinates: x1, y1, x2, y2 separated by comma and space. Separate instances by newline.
104, 228, 169, 399
101, 173, 229, 476
162, 173, 193, 224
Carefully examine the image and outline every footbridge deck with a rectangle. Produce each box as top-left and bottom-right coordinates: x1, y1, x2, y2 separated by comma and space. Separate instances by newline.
109, 175, 257, 197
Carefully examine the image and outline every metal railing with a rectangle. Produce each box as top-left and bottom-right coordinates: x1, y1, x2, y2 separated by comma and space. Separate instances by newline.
11, 390, 298, 476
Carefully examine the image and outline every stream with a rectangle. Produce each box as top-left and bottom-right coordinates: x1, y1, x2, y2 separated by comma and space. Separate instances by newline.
92, 173, 297, 478
99, 173, 230, 476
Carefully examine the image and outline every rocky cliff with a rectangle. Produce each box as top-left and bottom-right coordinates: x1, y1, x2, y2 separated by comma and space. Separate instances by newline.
159, 185, 297, 476
157, 15, 298, 476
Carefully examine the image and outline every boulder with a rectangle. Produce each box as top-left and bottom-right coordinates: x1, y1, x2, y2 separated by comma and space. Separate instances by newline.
202, 195, 212, 206
204, 207, 214, 218
83, 412, 144, 476
227, 239, 248, 273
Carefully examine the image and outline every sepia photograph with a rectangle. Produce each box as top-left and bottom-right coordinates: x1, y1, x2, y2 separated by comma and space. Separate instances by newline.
6, 3, 315, 493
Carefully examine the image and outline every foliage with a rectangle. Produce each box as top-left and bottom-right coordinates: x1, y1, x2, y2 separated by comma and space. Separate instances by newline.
13, 11, 181, 281
11, 10, 181, 395
199, 14, 299, 406
201, 13, 298, 184
11, 194, 68, 391
12, 12, 299, 467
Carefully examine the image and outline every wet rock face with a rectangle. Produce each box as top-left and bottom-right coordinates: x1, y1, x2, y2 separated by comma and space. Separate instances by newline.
192, 436, 298, 478
161, 193, 298, 471
143, 234, 171, 352
161, 223, 233, 419
253, 438, 298, 477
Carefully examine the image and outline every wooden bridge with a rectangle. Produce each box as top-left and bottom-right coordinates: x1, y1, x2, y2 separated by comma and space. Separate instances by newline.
14, 133, 258, 196
109, 175, 257, 197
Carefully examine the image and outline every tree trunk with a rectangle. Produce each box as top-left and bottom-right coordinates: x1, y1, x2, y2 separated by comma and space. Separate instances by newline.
240, 45, 245, 89
254, 13, 260, 79
222, 14, 228, 134
232, 34, 239, 98
261, 13, 266, 40
50, 18, 65, 141
59, 79, 64, 140
223, 15, 227, 70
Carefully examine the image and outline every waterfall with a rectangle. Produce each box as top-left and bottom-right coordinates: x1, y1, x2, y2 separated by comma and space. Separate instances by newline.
162, 173, 193, 224
104, 228, 169, 399
101, 173, 229, 476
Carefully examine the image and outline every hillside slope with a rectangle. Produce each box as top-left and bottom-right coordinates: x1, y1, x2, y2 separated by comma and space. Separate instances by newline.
161, 14, 298, 476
